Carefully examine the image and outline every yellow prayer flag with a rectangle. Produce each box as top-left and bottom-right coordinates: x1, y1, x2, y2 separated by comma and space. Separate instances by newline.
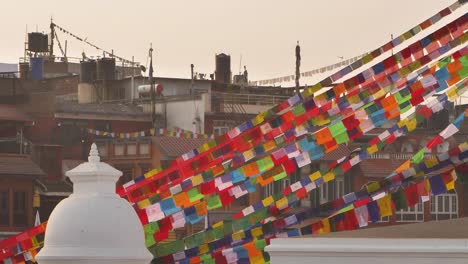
137, 199, 151, 209
377, 194, 393, 217
251, 226, 263, 238
367, 144, 379, 154
212, 221, 223, 228
373, 89, 386, 100
323, 172, 335, 182
198, 244, 209, 254
253, 112, 266, 125
406, 118, 417, 132
250, 254, 266, 264
144, 169, 159, 178
276, 197, 288, 209
447, 87, 458, 100
309, 171, 322, 181
262, 196, 274, 207
232, 231, 245, 241
321, 219, 331, 233
366, 182, 380, 194
191, 174, 204, 186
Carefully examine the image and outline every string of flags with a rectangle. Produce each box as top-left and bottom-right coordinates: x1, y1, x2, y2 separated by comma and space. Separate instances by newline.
247, 0, 464, 87
120, 14, 468, 202
123, 34, 468, 205
131, 62, 468, 234
52, 23, 136, 65
146, 104, 468, 256
85, 127, 216, 139
1, 2, 467, 263
140, 89, 468, 249
249, 53, 367, 86
154, 156, 463, 262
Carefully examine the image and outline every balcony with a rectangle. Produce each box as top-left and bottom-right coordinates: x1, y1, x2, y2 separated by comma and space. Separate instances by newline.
211, 92, 290, 114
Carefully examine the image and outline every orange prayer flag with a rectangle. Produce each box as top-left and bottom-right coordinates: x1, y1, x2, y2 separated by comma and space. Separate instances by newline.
194, 201, 208, 216
395, 160, 410, 173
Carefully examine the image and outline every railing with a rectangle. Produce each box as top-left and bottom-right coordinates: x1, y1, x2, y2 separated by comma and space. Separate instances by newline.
369, 152, 435, 160
211, 92, 289, 106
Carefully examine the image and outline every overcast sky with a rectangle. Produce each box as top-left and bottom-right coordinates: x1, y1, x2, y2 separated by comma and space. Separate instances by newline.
1, 0, 464, 82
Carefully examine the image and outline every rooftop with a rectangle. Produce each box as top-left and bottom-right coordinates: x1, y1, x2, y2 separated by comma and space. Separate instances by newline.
0, 154, 45, 177
152, 136, 209, 158
0, 104, 32, 122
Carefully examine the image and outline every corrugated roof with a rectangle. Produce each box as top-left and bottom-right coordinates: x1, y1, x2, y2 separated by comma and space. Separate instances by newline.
152, 136, 209, 158
319, 145, 351, 161
0, 104, 32, 122
0, 154, 45, 177
358, 159, 406, 177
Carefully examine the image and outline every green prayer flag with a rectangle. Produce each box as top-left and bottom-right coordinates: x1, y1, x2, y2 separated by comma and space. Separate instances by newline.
293, 104, 306, 116
329, 121, 346, 137
411, 148, 425, 164
255, 239, 267, 250
392, 188, 408, 210
334, 132, 349, 144
273, 170, 287, 181
188, 188, 204, 202
207, 195, 222, 210
144, 222, 159, 247
257, 156, 274, 172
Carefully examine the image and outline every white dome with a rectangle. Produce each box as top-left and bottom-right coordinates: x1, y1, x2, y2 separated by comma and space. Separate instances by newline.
36, 144, 153, 264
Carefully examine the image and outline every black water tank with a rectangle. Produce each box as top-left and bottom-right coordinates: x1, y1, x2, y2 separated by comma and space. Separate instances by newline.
215, 53, 231, 84
80, 60, 97, 83
28, 33, 49, 52
96, 58, 116, 80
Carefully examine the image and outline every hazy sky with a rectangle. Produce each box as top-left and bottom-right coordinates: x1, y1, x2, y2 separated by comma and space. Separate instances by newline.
1, 0, 464, 81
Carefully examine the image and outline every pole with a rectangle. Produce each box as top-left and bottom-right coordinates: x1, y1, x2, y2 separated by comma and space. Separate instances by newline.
131, 56, 135, 103
50, 18, 54, 56
149, 44, 156, 129
295, 41, 301, 94
190, 64, 194, 95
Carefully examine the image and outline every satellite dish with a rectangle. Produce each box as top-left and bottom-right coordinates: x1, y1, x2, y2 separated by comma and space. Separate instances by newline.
140, 65, 146, 72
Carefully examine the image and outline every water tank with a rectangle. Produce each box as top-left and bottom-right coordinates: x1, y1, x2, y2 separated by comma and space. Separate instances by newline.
215, 53, 231, 84
19, 62, 29, 79
78, 83, 98, 104
96, 58, 116, 80
80, 60, 97, 83
30, 57, 44, 80
137, 84, 163, 97
28, 32, 49, 52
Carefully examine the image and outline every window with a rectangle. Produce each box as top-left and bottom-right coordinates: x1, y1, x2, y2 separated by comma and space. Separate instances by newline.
13, 192, 27, 226
263, 179, 290, 198
430, 192, 458, 221
0, 191, 8, 226
127, 143, 137, 155
114, 144, 125, 156
97, 143, 108, 157
396, 203, 424, 222
213, 126, 229, 136
335, 176, 345, 199
139, 143, 150, 155
401, 143, 414, 153
0, 189, 30, 228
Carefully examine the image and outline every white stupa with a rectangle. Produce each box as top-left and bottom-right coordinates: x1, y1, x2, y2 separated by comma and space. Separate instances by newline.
36, 143, 153, 264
